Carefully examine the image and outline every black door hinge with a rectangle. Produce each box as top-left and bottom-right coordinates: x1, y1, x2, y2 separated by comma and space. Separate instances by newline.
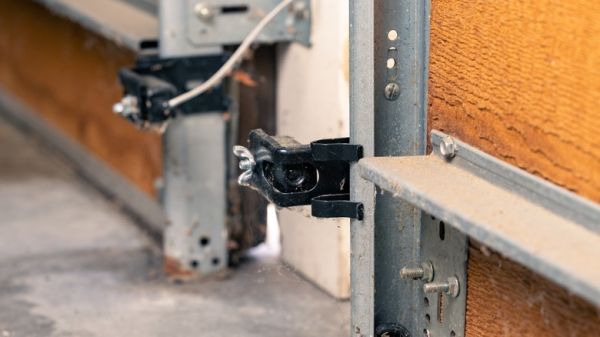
234, 129, 364, 220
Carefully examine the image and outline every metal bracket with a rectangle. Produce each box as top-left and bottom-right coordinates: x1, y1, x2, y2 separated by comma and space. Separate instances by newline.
186, 0, 311, 47
420, 215, 468, 337
234, 129, 364, 219
114, 54, 229, 127
160, 0, 311, 57
359, 129, 600, 308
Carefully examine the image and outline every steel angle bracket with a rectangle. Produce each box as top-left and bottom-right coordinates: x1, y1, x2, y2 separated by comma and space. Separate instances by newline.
184, 0, 311, 47
359, 129, 600, 318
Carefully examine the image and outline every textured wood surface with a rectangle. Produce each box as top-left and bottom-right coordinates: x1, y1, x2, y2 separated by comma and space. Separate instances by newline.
429, 0, 600, 203
467, 245, 600, 337
429, 1, 600, 336
0, 1, 161, 195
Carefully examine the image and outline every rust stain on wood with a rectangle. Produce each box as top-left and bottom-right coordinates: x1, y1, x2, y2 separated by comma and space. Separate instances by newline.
429, 1, 600, 335
0, 1, 161, 196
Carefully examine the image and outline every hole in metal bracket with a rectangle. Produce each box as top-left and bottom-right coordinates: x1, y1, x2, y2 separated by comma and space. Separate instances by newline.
220, 5, 249, 14
439, 221, 446, 241
199, 236, 211, 247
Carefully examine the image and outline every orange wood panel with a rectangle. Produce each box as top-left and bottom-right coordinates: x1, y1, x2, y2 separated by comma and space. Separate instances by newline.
467, 245, 600, 337
0, 0, 161, 195
429, 1, 600, 336
429, 0, 600, 203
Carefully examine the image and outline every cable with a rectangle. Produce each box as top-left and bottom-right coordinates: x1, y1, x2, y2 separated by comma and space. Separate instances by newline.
167, 0, 294, 109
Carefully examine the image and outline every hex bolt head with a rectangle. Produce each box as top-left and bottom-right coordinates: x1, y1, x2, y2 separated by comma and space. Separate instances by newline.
423, 276, 460, 298
439, 136, 457, 159
194, 3, 215, 22
384, 82, 400, 101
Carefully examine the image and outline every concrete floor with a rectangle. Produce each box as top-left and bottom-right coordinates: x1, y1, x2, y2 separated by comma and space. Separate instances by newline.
0, 119, 350, 337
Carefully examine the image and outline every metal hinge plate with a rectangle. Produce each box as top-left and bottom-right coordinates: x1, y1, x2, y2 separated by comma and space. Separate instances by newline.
235, 129, 363, 219
184, 0, 311, 47
420, 214, 468, 337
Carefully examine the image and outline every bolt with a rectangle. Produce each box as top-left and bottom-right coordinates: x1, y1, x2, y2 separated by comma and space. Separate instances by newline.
113, 95, 138, 117
290, 1, 309, 20
239, 160, 253, 171
423, 276, 460, 298
112, 102, 124, 115
400, 261, 434, 282
439, 136, 457, 159
194, 3, 215, 22
400, 267, 424, 279
384, 82, 400, 101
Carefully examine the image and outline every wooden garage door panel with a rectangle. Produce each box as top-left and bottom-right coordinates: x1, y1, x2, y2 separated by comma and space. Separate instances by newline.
429, 1, 600, 336
429, 0, 600, 203
0, 1, 162, 196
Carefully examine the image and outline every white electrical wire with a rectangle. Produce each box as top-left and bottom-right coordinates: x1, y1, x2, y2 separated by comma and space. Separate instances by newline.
167, 0, 294, 108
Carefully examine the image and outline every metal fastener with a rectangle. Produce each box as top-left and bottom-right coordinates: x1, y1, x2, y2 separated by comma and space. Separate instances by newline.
423, 276, 460, 298
233, 146, 256, 186
384, 82, 400, 101
439, 136, 457, 159
400, 261, 434, 282
194, 3, 215, 22
290, 1, 309, 20
113, 95, 139, 117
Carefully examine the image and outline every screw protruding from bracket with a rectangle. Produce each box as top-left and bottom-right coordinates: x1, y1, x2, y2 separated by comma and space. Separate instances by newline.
399, 261, 434, 282
113, 95, 139, 117
423, 276, 460, 298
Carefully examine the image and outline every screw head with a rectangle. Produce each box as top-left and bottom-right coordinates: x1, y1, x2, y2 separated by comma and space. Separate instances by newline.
194, 3, 215, 21
439, 136, 457, 159
290, 1, 309, 20
384, 82, 400, 101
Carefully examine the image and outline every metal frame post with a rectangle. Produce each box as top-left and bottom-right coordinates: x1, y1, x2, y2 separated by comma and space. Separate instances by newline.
159, 0, 227, 277
350, 0, 430, 335
350, 0, 375, 335
163, 113, 228, 277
